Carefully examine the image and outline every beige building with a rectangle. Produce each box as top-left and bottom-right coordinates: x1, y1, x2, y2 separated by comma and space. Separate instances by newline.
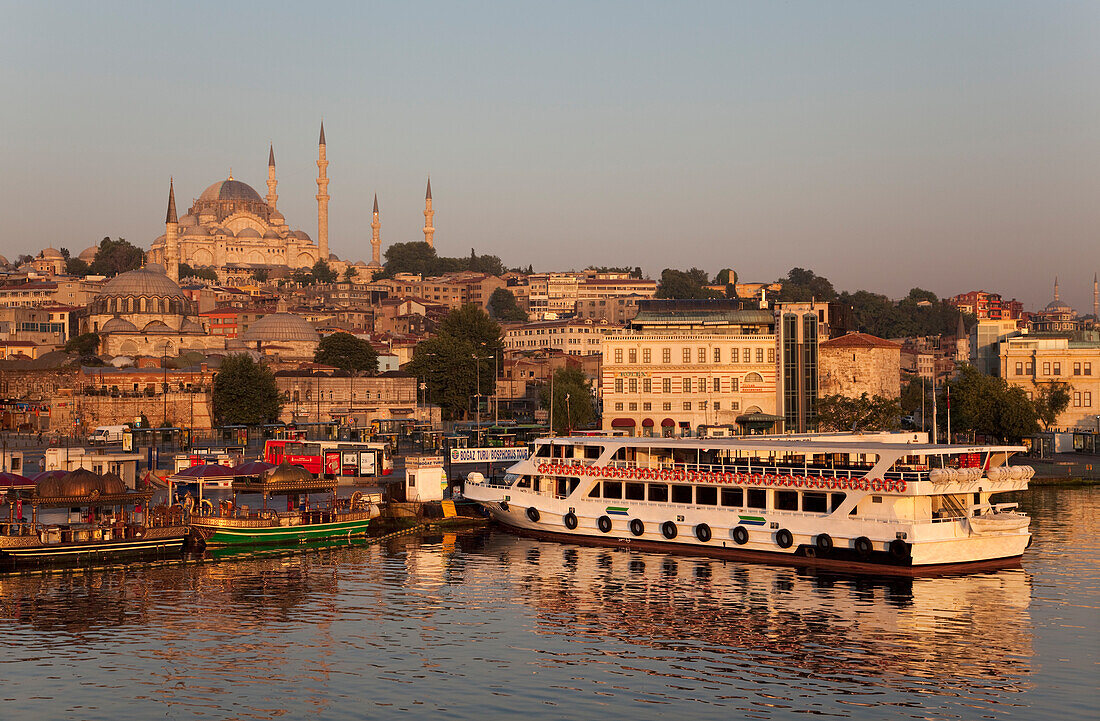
275, 369, 437, 427
1000, 334, 1100, 430
819, 332, 902, 399
375, 273, 505, 311
502, 318, 612, 356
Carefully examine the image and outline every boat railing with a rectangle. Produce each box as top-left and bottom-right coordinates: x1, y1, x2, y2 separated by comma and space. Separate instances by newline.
595, 460, 930, 484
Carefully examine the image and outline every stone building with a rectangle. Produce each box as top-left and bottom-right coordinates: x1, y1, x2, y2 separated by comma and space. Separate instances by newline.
274, 368, 437, 427
238, 308, 321, 361
819, 332, 902, 399
502, 318, 612, 356
1000, 333, 1100, 430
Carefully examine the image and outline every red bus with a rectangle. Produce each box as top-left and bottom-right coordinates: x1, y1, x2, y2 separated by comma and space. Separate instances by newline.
263, 439, 393, 479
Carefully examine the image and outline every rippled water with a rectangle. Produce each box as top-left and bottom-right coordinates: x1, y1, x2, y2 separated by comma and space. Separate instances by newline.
0, 486, 1095, 720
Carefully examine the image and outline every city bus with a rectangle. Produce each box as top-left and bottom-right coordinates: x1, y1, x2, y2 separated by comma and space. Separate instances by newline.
262, 439, 393, 479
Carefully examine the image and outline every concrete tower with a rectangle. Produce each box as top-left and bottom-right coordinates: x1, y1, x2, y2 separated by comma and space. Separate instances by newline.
370, 194, 382, 267
165, 178, 179, 282
316, 121, 330, 262
266, 144, 278, 210
423, 177, 435, 248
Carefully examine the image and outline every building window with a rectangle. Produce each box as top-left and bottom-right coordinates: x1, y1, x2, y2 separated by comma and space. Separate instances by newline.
1016, 362, 1024, 375
1086, 392, 1093, 407
662, 348, 671, 364
1026, 362, 1034, 374
662, 378, 671, 393
683, 402, 692, 411
642, 402, 651, 411
730, 377, 739, 392
1074, 362, 1082, 376
713, 348, 721, 363
698, 347, 706, 364
712, 377, 721, 392
682, 348, 691, 364
642, 348, 651, 364
614, 348, 623, 364
614, 402, 623, 411
663, 402, 672, 411
713, 402, 721, 411
682, 378, 691, 393
628, 349, 637, 364
615, 378, 624, 393
1087, 363, 1093, 375
755, 348, 764, 363
1074, 391, 1081, 407
628, 402, 637, 411
1054, 362, 1061, 375
767, 348, 775, 364
628, 378, 638, 393
1043, 362, 1051, 375
642, 378, 651, 393
698, 378, 706, 393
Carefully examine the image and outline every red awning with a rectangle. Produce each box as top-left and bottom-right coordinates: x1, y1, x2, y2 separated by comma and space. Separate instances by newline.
610, 418, 636, 427
641, 418, 654, 427
661, 418, 675, 427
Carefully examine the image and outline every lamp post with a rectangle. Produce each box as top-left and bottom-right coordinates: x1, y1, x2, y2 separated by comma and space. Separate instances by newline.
473, 354, 490, 435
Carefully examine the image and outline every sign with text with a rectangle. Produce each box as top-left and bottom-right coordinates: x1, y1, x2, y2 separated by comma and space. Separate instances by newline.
450, 447, 530, 465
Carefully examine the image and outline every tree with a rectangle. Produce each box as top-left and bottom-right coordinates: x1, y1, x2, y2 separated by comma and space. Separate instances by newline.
815, 394, 902, 432
290, 268, 314, 285
65, 332, 100, 356
65, 258, 90, 276
1033, 381, 1071, 430
436, 304, 503, 363
945, 364, 1039, 442
343, 267, 357, 282
311, 260, 337, 284
212, 355, 281, 426
89, 237, 143, 277
777, 268, 837, 302
314, 332, 379, 373
487, 288, 528, 322
900, 378, 927, 415
253, 268, 269, 283
179, 263, 218, 282
656, 268, 721, 299
59, 247, 71, 259
538, 366, 596, 434
384, 241, 440, 276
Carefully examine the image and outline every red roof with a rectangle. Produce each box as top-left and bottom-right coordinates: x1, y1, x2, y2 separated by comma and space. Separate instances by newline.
820, 332, 901, 350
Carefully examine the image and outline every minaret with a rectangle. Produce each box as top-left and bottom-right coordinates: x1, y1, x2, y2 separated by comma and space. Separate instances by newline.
1093, 273, 1098, 319
370, 194, 382, 267
316, 121, 330, 262
266, 144, 278, 210
422, 177, 434, 248
1054, 276, 1060, 302
165, 178, 179, 283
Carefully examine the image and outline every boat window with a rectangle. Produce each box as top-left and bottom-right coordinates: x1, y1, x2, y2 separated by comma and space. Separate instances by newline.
603, 481, 622, 499
556, 478, 572, 497
872, 496, 883, 504
720, 487, 743, 507
535, 445, 551, 458
775, 490, 798, 511
588, 483, 600, 498
515, 476, 531, 489
802, 492, 828, 513
624, 482, 645, 500
584, 446, 601, 459
830, 492, 846, 511
746, 488, 767, 509
648, 483, 668, 502
613, 448, 628, 461
671, 484, 693, 504
696, 486, 717, 505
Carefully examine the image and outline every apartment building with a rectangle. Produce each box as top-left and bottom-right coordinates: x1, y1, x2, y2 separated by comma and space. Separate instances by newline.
1000, 334, 1100, 430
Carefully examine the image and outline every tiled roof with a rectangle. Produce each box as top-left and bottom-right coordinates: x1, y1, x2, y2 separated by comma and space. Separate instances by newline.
820, 332, 900, 349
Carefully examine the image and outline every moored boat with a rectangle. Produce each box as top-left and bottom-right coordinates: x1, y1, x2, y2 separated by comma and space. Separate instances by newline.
463, 433, 1034, 575
189, 461, 375, 546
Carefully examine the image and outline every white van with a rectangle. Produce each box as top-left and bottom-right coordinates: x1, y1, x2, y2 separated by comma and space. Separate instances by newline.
88, 425, 128, 445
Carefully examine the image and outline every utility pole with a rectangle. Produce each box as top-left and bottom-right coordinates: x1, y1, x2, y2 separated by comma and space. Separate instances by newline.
548, 369, 555, 438
932, 378, 938, 444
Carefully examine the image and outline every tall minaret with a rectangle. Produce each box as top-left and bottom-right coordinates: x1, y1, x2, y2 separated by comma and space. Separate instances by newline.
316, 121, 330, 261
1093, 273, 1098, 319
165, 178, 179, 283
370, 194, 382, 267
422, 176, 434, 248
1054, 275, 1060, 302
266, 144, 278, 210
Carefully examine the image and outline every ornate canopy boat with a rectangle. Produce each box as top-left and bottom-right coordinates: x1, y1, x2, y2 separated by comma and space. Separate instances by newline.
463, 433, 1035, 575
0, 468, 190, 570
188, 462, 375, 547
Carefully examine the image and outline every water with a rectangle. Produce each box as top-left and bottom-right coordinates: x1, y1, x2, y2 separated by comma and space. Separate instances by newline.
0, 486, 1095, 720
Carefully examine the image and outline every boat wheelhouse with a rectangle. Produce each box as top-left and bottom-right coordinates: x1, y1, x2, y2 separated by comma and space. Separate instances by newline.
463, 433, 1034, 574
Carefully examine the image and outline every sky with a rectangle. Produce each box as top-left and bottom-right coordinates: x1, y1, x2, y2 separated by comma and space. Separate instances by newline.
1, 1, 1098, 313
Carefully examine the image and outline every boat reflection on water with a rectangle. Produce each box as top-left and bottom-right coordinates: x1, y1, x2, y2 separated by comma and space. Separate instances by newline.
447, 529, 1033, 695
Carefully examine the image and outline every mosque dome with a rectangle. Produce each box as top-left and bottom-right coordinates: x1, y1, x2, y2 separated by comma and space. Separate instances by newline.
1045, 298, 1073, 313
97, 267, 187, 300
141, 320, 174, 334
101, 317, 138, 333
241, 313, 320, 343
78, 246, 98, 263
41, 248, 64, 260
183, 225, 209, 237
236, 227, 262, 239
198, 179, 264, 204
262, 229, 281, 240
178, 214, 198, 227
180, 319, 205, 334
291, 230, 312, 241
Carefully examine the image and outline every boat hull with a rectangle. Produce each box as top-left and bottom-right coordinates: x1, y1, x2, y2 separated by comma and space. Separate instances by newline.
0, 526, 189, 570
192, 516, 372, 547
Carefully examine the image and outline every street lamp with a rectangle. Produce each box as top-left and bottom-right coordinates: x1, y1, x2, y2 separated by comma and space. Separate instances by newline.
473, 353, 490, 433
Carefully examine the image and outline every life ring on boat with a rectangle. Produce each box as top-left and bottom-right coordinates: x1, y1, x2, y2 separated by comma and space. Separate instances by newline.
695, 523, 711, 542
854, 536, 874, 557
889, 539, 910, 560
870, 478, 884, 493
538, 464, 547, 474
896, 480, 907, 493
563, 512, 579, 530
734, 473, 745, 485
597, 515, 613, 533
775, 528, 793, 549
526, 507, 541, 523
815, 533, 834, 552
629, 519, 645, 537
732, 526, 749, 545
661, 521, 678, 540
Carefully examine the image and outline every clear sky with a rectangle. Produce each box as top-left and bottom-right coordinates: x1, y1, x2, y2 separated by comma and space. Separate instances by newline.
1, 1, 1098, 312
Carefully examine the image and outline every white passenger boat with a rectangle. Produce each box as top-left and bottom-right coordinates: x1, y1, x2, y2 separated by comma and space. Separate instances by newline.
463, 433, 1035, 575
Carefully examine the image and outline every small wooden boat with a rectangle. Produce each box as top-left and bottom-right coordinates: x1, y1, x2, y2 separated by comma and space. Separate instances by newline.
0, 468, 190, 570
188, 462, 375, 547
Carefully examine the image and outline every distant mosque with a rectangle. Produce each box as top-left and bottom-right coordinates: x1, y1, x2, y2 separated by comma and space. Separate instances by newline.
146, 122, 436, 282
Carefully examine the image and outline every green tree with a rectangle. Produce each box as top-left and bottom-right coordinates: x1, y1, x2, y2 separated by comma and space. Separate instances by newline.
253, 268, 269, 283
900, 378, 927, 415
212, 355, 281, 426
89, 237, 143, 277
777, 268, 837, 302
487, 287, 528, 322
383, 241, 440, 276
656, 268, 721, 299
65, 257, 90, 276
343, 266, 358, 282
436, 304, 503, 363
65, 332, 100, 356
1033, 381, 1071, 430
311, 260, 337, 284
945, 365, 1039, 442
538, 366, 596, 434
314, 332, 379, 373
291, 268, 314, 285
179, 263, 218, 282
815, 394, 902, 432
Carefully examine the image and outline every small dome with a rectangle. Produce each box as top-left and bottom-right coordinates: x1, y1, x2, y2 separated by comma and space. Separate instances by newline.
262, 229, 281, 239
236, 227, 262, 239
214, 227, 233, 237
183, 225, 209, 237
101, 316, 138, 333
178, 214, 198, 227
142, 320, 174, 334
241, 313, 320, 343
40, 247, 64, 260
180, 319, 205, 334
291, 230, 312, 241
37, 467, 104, 498
270, 210, 285, 224
268, 461, 314, 485
97, 267, 188, 300
78, 246, 98, 262
198, 179, 264, 203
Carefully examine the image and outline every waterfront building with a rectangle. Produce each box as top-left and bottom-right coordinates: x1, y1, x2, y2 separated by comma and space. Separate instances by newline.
999, 333, 1100, 430
819, 332, 902, 399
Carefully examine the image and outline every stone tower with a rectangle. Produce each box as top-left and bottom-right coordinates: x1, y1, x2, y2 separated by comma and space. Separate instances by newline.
423, 177, 434, 248
165, 178, 179, 282
316, 121, 330, 262
370, 194, 382, 267
266, 144, 278, 210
